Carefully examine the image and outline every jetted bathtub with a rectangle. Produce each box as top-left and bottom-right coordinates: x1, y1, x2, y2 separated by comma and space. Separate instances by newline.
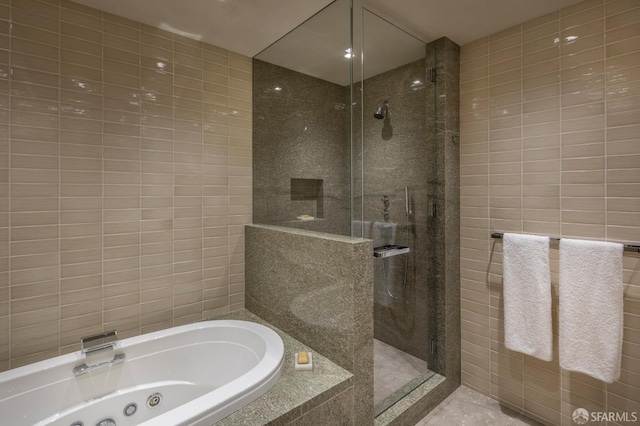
0, 320, 285, 425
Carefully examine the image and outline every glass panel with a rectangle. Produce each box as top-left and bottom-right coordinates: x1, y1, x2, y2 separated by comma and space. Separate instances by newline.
355, 8, 438, 416
252, 0, 355, 237
253, 1, 442, 416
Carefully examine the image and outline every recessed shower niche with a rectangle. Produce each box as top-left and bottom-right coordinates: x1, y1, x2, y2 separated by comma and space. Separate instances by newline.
290, 178, 324, 219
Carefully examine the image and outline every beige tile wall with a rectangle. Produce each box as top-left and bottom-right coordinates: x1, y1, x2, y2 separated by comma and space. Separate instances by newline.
460, 0, 640, 424
0, 0, 252, 370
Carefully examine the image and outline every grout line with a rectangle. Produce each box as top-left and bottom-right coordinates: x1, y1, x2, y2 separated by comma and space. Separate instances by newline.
519, 23, 524, 413
603, 5, 609, 418
485, 35, 493, 401
557, 9, 564, 415
100, 7, 105, 337
57, 0, 61, 356
6, 0, 11, 369
603, 6, 608, 246
137, 20, 142, 336
171, 30, 176, 327
200, 40, 204, 321
228, 48, 232, 314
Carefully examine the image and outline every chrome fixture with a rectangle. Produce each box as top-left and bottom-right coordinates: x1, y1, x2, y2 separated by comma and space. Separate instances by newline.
73, 330, 125, 376
373, 244, 410, 258
375, 185, 412, 299
491, 232, 640, 253
123, 403, 137, 417
374, 100, 389, 119
147, 393, 162, 408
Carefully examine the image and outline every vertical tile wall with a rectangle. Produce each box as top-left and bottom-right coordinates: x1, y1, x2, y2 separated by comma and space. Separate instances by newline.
0, 0, 252, 370
460, 0, 640, 425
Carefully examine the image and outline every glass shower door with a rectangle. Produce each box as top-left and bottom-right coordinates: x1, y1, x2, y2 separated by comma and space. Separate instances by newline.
356, 8, 438, 415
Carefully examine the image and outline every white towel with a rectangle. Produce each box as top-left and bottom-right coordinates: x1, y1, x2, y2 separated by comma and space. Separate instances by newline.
503, 233, 552, 361
559, 238, 623, 383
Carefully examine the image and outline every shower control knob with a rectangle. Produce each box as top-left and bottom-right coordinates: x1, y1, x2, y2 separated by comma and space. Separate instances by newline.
96, 419, 116, 426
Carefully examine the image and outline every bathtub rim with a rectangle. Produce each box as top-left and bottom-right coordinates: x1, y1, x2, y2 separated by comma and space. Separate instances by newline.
0, 319, 282, 380
0, 319, 285, 426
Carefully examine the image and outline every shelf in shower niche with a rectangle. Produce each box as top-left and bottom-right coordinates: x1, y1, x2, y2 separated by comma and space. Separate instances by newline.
373, 245, 410, 258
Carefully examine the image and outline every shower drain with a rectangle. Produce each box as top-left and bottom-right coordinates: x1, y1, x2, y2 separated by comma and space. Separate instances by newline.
147, 392, 162, 409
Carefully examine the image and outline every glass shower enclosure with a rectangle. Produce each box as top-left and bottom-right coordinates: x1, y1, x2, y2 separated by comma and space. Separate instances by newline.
252, 0, 439, 416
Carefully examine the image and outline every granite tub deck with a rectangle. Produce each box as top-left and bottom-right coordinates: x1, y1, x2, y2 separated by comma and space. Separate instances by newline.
216, 310, 355, 425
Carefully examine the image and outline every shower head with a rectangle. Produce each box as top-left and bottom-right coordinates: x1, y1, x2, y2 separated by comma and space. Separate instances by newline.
374, 101, 388, 120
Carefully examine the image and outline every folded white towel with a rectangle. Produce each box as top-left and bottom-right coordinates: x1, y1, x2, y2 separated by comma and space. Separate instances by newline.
503, 233, 552, 361
559, 238, 623, 383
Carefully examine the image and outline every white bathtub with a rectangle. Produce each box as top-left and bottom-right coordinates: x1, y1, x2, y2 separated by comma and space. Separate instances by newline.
0, 320, 285, 426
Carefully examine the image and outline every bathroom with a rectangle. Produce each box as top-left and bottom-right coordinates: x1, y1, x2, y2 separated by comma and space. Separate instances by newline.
0, 0, 638, 425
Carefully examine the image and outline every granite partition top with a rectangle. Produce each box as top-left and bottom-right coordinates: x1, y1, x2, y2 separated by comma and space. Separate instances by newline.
248, 223, 370, 244
213, 310, 354, 425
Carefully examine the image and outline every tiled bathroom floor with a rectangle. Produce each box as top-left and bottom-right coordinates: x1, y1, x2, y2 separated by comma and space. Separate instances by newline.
374, 339, 430, 405
415, 386, 543, 426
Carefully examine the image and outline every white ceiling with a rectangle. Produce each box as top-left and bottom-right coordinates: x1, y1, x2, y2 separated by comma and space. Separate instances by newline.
255, 3, 428, 85
364, 0, 585, 48
73, 0, 585, 56
72, 0, 333, 57
73, 0, 585, 84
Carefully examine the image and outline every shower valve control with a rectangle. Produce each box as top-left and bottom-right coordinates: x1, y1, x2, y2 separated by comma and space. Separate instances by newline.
429, 67, 436, 83
428, 201, 437, 217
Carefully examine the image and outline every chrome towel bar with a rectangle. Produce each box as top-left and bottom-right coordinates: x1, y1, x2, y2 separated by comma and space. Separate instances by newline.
491, 232, 640, 254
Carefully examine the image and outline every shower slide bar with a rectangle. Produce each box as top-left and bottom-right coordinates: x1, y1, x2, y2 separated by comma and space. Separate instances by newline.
491, 232, 640, 253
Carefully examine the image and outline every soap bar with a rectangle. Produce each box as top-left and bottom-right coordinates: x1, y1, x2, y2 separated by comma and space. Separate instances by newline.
294, 352, 313, 371
297, 351, 309, 364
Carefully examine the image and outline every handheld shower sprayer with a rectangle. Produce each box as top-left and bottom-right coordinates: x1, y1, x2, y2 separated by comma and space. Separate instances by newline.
405, 185, 412, 216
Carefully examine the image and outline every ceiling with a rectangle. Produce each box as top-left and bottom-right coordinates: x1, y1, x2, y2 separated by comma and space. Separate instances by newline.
255, 3, 427, 85
72, 0, 333, 57
73, 0, 584, 84
364, 0, 584, 48
73, 0, 584, 57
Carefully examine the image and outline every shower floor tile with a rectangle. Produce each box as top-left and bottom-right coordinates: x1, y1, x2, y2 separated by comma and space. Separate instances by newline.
374, 338, 430, 406
415, 386, 543, 425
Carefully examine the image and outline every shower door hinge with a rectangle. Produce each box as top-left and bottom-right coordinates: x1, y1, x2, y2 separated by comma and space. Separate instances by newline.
428, 201, 437, 217
430, 335, 437, 355
428, 67, 436, 83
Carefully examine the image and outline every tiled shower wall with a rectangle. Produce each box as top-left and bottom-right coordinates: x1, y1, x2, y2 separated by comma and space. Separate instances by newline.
252, 59, 350, 236
0, 0, 252, 370
460, 0, 640, 424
